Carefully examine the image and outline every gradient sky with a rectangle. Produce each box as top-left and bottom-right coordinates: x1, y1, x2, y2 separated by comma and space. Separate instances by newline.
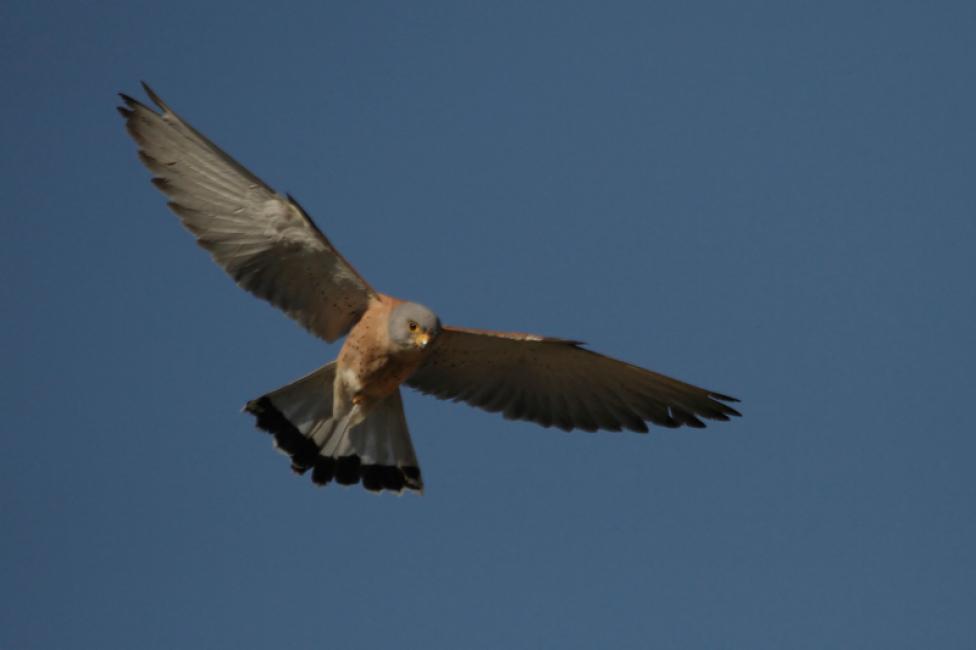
2, 2, 974, 648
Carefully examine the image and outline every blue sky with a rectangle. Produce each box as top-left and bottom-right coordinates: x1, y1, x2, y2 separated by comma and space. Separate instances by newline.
2, 1, 974, 648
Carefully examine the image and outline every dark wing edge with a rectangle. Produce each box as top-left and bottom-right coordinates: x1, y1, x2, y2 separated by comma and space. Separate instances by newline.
407, 326, 740, 433
117, 82, 377, 342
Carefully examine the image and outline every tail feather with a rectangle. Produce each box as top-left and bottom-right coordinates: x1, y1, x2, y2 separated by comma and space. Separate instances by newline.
244, 362, 423, 494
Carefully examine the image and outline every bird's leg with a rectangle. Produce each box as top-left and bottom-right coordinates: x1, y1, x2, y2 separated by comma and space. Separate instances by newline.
320, 402, 366, 458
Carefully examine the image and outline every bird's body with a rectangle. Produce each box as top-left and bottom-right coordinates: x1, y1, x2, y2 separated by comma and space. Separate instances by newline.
119, 83, 741, 494
337, 295, 433, 408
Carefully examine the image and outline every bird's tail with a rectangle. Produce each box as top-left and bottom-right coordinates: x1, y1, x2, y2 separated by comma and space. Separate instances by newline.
244, 362, 423, 493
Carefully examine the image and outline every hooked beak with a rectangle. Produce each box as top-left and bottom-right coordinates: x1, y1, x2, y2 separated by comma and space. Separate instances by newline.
414, 332, 430, 349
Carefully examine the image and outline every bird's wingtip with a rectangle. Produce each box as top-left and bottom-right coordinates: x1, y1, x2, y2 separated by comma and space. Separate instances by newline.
140, 81, 169, 112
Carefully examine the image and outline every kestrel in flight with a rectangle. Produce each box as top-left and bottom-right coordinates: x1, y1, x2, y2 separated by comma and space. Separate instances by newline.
118, 83, 740, 494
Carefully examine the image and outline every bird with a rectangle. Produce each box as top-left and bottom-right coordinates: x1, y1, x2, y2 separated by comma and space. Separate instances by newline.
118, 83, 741, 495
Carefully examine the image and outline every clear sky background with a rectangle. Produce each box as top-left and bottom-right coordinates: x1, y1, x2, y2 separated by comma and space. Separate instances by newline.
2, 2, 974, 648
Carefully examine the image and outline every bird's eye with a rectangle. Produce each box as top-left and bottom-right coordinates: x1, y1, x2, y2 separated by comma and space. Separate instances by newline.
408, 321, 418, 331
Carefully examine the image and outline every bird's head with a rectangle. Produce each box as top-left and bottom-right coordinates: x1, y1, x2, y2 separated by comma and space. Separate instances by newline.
389, 302, 441, 353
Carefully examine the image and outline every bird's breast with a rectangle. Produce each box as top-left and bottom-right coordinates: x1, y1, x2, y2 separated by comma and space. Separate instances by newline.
339, 348, 423, 403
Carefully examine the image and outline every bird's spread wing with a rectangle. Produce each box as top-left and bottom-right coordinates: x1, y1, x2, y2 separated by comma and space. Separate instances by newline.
118, 83, 376, 342
406, 326, 740, 432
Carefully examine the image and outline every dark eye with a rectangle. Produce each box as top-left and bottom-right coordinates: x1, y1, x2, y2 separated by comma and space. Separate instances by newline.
408, 321, 418, 331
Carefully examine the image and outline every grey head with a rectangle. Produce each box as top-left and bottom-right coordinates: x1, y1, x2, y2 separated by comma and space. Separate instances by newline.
389, 302, 441, 353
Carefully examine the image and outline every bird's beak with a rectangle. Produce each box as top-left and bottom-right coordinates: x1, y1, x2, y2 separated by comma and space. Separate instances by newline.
414, 332, 430, 349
